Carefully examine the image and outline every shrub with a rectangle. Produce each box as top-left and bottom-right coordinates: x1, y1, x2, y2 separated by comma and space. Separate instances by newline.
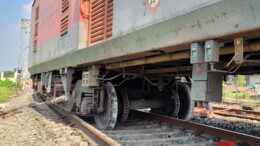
0, 79, 16, 88
0, 87, 16, 103
3, 72, 14, 78
237, 75, 246, 86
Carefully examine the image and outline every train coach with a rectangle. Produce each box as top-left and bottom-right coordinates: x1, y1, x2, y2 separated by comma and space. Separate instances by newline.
29, 0, 260, 130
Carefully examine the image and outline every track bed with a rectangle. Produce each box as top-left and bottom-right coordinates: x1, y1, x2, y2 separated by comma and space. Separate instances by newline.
36, 93, 260, 146
102, 120, 216, 146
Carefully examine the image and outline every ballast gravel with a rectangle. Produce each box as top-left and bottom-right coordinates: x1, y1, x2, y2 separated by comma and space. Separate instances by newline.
0, 91, 93, 146
191, 116, 260, 137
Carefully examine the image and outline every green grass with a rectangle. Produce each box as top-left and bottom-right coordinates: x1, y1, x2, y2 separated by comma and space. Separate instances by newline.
223, 88, 251, 100
0, 79, 16, 88
0, 87, 16, 103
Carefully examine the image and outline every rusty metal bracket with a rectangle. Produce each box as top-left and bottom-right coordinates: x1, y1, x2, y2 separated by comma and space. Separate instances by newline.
233, 37, 260, 65
234, 37, 244, 64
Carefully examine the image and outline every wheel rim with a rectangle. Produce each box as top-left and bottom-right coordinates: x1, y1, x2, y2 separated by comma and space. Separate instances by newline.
94, 82, 118, 130
177, 83, 194, 120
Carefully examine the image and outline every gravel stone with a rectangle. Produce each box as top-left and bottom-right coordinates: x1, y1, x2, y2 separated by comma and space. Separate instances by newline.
0, 91, 92, 146
190, 116, 260, 137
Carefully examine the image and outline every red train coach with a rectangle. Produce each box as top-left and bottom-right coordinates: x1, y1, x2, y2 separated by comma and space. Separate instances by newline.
29, 0, 260, 129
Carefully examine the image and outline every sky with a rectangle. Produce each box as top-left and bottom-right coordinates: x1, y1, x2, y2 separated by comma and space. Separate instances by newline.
0, 0, 33, 72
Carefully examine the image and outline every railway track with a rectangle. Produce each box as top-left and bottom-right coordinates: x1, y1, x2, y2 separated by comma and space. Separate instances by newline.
213, 107, 260, 121
102, 121, 215, 146
53, 107, 216, 146
36, 94, 260, 146
221, 100, 260, 105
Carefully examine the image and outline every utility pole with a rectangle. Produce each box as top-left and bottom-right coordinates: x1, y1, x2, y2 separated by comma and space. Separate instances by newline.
17, 19, 31, 92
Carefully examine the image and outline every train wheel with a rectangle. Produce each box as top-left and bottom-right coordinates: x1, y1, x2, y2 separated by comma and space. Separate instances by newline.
116, 88, 129, 122
177, 83, 194, 120
94, 82, 118, 130
161, 84, 180, 117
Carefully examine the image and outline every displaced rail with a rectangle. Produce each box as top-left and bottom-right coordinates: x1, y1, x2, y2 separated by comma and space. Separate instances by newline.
213, 107, 260, 121
37, 94, 259, 146
0, 104, 29, 117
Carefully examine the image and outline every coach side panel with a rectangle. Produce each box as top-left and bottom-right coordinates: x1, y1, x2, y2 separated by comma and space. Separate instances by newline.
28, 0, 87, 70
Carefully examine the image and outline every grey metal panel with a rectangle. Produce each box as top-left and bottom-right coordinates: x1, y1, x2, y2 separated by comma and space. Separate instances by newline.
78, 22, 88, 49
191, 63, 223, 102
29, 0, 260, 74
29, 23, 82, 68
112, 0, 221, 37
191, 63, 209, 81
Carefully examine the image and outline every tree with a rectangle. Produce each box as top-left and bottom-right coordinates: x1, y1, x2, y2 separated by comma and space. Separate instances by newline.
237, 75, 246, 86
3, 71, 15, 78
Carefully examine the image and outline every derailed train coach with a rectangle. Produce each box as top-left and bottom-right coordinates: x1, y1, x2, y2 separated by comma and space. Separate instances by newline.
29, 0, 260, 130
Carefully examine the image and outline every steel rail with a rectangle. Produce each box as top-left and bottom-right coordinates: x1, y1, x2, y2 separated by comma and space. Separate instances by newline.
36, 93, 259, 145
213, 107, 260, 116
132, 110, 260, 146
49, 104, 121, 146
36, 94, 121, 146
214, 111, 260, 121
213, 107, 260, 121
0, 104, 29, 116
221, 100, 260, 105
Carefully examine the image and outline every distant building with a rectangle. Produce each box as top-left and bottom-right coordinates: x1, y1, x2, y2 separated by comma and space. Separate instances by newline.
226, 75, 235, 85
249, 74, 260, 84
249, 74, 260, 94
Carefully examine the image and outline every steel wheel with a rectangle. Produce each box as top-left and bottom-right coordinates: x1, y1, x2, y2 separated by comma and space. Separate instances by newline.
116, 88, 129, 122
94, 82, 118, 130
162, 84, 180, 118
177, 82, 194, 120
